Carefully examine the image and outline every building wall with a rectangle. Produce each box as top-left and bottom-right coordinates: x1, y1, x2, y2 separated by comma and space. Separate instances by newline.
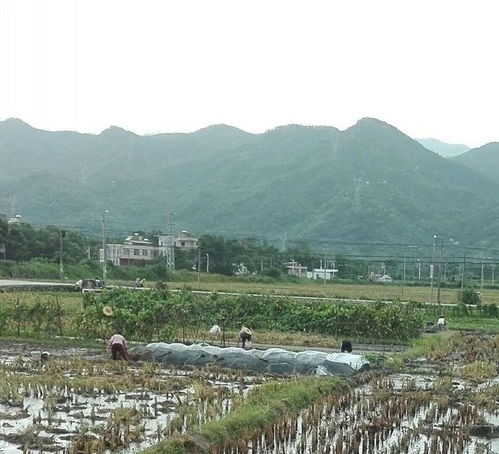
100, 242, 171, 267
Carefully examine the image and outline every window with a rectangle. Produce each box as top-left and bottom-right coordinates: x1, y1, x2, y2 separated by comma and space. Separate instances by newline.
142, 250, 148, 256
181, 241, 185, 247
134, 249, 140, 256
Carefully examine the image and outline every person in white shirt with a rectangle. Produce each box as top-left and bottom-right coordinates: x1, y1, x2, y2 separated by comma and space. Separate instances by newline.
108, 331, 129, 360
209, 324, 221, 342
437, 316, 447, 330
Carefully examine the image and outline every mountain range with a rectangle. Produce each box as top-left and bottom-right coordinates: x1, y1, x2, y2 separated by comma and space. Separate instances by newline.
416, 138, 470, 157
1, 117, 499, 251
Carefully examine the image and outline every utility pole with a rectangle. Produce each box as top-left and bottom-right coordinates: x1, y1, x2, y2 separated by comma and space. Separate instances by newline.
492, 264, 495, 286
197, 247, 201, 286
281, 232, 287, 251
430, 235, 436, 303
167, 212, 175, 271
59, 229, 65, 282
323, 251, 327, 285
461, 250, 466, 291
437, 239, 443, 304
417, 259, 421, 280
480, 255, 484, 292
401, 253, 406, 296
102, 210, 108, 284
206, 253, 210, 273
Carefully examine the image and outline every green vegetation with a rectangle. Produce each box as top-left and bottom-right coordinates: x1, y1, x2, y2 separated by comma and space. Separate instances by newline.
458, 287, 482, 305
399, 332, 462, 361
77, 288, 424, 342
454, 141, 499, 181
143, 376, 344, 454
396, 331, 498, 376
0, 288, 423, 342
460, 360, 497, 381
1, 287, 497, 344
2, 117, 499, 249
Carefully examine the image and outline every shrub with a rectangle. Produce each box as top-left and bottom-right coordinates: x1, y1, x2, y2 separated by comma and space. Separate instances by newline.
77, 288, 423, 342
458, 287, 481, 305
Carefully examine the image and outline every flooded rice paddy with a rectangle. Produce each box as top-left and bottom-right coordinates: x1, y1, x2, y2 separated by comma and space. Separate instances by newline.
0, 335, 497, 454
0, 344, 261, 453
237, 375, 498, 454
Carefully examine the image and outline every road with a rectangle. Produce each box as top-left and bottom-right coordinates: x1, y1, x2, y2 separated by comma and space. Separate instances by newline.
0, 279, 72, 287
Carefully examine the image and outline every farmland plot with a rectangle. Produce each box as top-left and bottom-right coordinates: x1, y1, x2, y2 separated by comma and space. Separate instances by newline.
235, 375, 498, 454
0, 349, 263, 453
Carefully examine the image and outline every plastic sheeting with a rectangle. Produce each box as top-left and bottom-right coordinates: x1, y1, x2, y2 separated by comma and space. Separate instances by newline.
144, 343, 370, 376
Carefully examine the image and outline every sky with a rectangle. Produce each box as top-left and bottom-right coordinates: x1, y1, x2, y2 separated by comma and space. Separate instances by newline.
0, 0, 498, 147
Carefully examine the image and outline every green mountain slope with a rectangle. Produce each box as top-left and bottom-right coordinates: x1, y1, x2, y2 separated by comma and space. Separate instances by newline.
1, 118, 498, 248
453, 142, 499, 181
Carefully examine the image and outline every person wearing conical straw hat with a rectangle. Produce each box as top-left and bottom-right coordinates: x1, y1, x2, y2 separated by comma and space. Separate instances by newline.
238, 325, 252, 349
108, 330, 129, 361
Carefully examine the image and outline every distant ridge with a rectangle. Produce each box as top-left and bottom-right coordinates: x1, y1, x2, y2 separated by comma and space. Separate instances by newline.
417, 138, 470, 157
0, 118, 498, 249
453, 142, 499, 181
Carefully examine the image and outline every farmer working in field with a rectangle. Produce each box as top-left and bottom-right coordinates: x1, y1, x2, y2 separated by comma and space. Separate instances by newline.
108, 331, 130, 361
209, 324, 221, 342
238, 326, 253, 349
340, 339, 353, 353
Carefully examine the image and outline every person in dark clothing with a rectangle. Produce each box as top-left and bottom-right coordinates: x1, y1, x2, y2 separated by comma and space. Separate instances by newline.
340, 339, 353, 353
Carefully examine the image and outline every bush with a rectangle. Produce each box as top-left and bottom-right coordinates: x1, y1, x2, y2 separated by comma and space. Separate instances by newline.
458, 287, 481, 305
264, 268, 282, 279
77, 289, 423, 342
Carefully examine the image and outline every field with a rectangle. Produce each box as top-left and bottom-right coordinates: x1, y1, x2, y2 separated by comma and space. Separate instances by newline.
165, 278, 499, 305
0, 286, 497, 453
0, 333, 496, 453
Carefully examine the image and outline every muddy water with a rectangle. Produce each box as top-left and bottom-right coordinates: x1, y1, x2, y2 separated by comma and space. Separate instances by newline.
242, 374, 498, 454
0, 378, 251, 453
0, 390, 175, 453
0, 345, 256, 453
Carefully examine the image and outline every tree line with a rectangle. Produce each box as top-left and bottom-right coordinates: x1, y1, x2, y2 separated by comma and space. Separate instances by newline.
2, 219, 497, 285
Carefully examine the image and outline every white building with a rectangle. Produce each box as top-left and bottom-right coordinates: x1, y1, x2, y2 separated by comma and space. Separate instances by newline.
100, 231, 198, 268
0, 214, 6, 260
175, 230, 199, 249
100, 233, 169, 266
307, 268, 338, 280
8, 214, 23, 224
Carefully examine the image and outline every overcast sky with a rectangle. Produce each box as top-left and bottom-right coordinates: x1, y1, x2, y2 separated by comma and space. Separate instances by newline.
0, 0, 498, 147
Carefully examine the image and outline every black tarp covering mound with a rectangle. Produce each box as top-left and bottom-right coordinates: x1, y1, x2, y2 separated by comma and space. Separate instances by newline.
142, 343, 370, 376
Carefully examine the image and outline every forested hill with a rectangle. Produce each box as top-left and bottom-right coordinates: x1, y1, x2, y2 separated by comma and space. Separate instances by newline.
453, 142, 499, 182
1, 117, 499, 248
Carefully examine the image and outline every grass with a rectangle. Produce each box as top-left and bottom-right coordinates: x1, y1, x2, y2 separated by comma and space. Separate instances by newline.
165, 278, 499, 305
446, 317, 499, 333
398, 332, 461, 361
0, 291, 83, 311
143, 376, 345, 454
392, 332, 498, 382
460, 361, 497, 381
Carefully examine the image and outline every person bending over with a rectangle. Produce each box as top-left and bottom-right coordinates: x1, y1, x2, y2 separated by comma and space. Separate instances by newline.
108, 331, 129, 361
